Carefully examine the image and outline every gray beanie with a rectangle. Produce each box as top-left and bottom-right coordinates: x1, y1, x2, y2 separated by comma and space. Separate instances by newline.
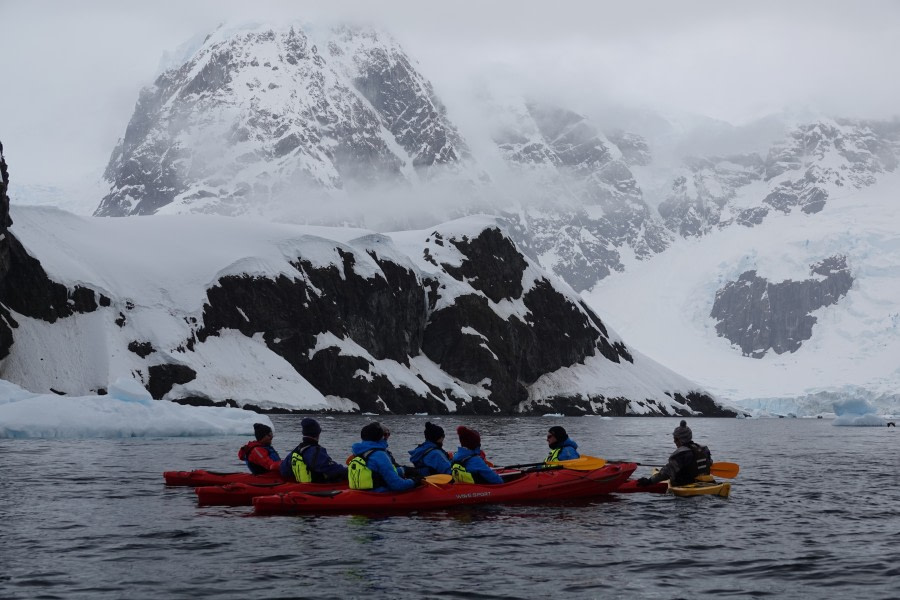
673, 420, 692, 443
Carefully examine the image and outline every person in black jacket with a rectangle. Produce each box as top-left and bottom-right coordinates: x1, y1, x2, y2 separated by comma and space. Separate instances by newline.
280, 418, 347, 483
638, 420, 712, 487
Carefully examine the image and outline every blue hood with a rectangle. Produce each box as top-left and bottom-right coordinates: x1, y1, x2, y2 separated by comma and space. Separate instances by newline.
351, 439, 388, 456
408, 440, 441, 463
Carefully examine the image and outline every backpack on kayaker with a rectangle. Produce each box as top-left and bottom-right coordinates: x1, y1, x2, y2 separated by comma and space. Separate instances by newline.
348, 449, 388, 490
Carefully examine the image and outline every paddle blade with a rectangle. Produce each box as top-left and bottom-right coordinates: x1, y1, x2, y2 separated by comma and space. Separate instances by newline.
424, 474, 453, 484
710, 462, 739, 478
549, 456, 608, 471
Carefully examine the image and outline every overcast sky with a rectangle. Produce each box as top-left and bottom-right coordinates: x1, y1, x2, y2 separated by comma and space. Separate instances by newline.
2, 0, 899, 186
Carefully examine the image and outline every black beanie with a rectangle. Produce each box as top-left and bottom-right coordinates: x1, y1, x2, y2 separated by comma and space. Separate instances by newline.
301, 417, 321, 438
548, 426, 568, 443
253, 423, 273, 441
424, 421, 445, 442
673, 420, 693, 443
361, 421, 384, 442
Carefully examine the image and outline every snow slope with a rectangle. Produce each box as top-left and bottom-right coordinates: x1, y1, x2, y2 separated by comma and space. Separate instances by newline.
3, 206, 731, 416
585, 168, 900, 412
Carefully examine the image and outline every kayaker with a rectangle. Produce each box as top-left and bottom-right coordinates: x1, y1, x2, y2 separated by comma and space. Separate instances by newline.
452, 426, 503, 484
348, 422, 419, 492
545, 426, 580, 463
280, 418, 348, 483
238, 423, 282, 475
637, 420, 713, 487
408, 421, 453, 476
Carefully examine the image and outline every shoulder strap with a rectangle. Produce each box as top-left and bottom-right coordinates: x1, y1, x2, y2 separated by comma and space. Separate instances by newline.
360, 448, 384, 462
453, 454, 477, 467
292, 442, 313, 455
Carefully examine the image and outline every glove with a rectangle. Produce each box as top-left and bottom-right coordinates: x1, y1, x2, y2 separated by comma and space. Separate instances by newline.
637, 477, 652, 487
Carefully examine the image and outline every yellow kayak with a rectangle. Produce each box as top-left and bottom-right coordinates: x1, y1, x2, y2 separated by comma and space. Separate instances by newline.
669, 480, 731, 498
652, 471, 732, 498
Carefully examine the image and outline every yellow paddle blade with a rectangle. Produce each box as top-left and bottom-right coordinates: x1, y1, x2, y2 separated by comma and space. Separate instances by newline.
424, 474, 453, 484
547, 456, 608, 471
710, 462, 739, 478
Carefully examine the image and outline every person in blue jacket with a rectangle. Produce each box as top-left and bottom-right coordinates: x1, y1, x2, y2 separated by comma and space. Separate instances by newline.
408, 421, 452, 476
545, 426, 580, 463
280, 418, 348, 483
348, 422, 418, 492
452, 426, 503, 484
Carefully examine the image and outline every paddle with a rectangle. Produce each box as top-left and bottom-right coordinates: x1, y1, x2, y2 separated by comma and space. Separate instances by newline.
610, 460, 740, 479
498, 455, 608, 472
424, 474, 453, 484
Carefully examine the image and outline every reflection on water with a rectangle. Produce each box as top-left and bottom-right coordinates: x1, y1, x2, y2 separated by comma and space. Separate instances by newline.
1, 417, 899, 599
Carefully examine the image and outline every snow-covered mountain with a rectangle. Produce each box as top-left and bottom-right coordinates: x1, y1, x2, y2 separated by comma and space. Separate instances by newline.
96, 24, 471, 219
27, 21, 900, 412
0, 202, 733, 416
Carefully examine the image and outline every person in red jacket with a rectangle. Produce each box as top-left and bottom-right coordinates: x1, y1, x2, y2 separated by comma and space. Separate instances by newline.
238, 423, 282, 475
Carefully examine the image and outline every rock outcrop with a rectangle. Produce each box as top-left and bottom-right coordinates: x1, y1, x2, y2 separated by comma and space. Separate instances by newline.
711, 256, 853, 357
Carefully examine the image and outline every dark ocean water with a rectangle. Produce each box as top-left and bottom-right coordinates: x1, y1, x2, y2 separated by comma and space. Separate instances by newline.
1, 416, 897, 599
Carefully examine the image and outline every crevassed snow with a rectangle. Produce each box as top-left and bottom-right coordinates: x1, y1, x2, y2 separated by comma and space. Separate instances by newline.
585, 168, 900, 413
0, 378, 268, 439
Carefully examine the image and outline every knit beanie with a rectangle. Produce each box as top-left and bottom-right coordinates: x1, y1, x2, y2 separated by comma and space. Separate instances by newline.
457, 425, 481, 450
253, 423, 273, 441
548, 426, 568, 443
361, 421, 385, 442
301, 417, 321, 439
424, 421, 445, 443
673, 420, 693, 443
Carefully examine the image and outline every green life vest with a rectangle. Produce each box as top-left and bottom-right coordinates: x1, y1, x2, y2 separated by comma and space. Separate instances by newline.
289, 444, 317, 483
451, 454, 477, 484
348, 449, 388, 490
545, 447, 562, 463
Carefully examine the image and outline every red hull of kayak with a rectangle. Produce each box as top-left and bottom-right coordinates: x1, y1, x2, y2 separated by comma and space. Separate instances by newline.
616, 479, 668, 494
196, 481, 349, 506
163, 470, 285, 487
253, 463, 636, 515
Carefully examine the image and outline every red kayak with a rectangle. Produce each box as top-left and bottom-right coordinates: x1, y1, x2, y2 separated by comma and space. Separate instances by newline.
616, 479, 668, 494
253, 463, 636, 515
163, 469, 285, 487
196, 481, 349, 506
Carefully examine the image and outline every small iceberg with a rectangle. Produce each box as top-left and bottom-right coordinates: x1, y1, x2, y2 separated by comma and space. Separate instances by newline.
833, 398, 887, 427
0, 377, 269, 439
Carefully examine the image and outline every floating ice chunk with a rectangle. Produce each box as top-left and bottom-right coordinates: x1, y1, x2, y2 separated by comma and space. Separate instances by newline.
108, 377, 153, 405
0, 377, 268, 439
833, 398, 885, 426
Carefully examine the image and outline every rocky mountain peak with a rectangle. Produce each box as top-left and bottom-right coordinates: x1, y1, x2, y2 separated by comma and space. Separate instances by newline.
95, 23, 468, 219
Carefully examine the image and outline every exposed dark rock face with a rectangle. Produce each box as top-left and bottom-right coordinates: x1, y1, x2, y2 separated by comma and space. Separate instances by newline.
441, 228, 527, 302
607, 130, 651, 167
711, 256, 853, 357
0, 144, 101, 362
659, 154, 766, 237
341, 27, 468, 169
128, 341, 155, 358
188, 226, 633, 414
496, 104, 671, 292
0, 142, 13, 358
524, 390, 732, 417
147, 363, 197, 400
